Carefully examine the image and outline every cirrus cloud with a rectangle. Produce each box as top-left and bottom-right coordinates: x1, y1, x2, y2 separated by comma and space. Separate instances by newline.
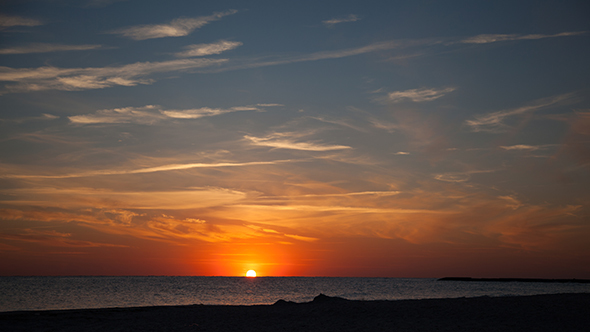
175, 40, 243, 57
460, 31, 586, 44
244, 134, 352, 151
0, 14, 42, 28
0, 58, 227, 93
385, 87, 456, 103
68, 104, 266, 125
0, 43, 103, 55
465, 93, 576, 133
323, 14, 361, 27
109, 10, 237, 40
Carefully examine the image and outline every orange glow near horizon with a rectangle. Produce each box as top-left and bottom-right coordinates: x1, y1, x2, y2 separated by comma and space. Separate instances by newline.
2, 197, 590, 278
194, 239, 311, 277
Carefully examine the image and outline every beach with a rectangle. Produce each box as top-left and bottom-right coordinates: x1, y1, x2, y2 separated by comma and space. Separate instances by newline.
1, 293, 588, 331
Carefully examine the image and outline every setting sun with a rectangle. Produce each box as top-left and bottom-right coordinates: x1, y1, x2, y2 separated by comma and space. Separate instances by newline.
246, 270, 257, 277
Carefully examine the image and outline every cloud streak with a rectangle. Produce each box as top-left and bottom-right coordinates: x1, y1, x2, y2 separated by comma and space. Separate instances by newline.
1, 187, 249, 210
433, 170, 496, 182
204, 31, 584, 74
0, 58, 227, 93
68, 105, 165, 124
244, 134, 352, 151
68, 104, 263, 124
323, 14, 360, 27
369, 118, 399, 132
2, 30, 581, 95
465, 93, 576, 132
499, 144, 557, 151
201, 39, 422, 74
1, 160, 292, 179
0, 43, 103, 55
385, 87, 456, 103
1, 113, 59, 124
175, 40, 243, 57
0, 229, 128, 248
0, 32, 583, 95
232, 204, 446, 215
261, 191, 401, 199
162, 106, 258, 119
109, 10, 237, 40
460, 31, 586, 44
0, 14, 42, 28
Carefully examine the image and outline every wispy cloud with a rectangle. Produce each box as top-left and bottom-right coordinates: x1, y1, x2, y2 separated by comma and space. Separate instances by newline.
262, 191, 401, 199
68, 105, 165, 124
109, 10, 237, 40
0, 43, 103, 55
204, 31, 584, 74
498, 195, 524, 210
232, 204, 443, 215
323, 14, 361, 27
256, 103, 283, 107
465, 93, 576, 132
0, 229, 127, 248
68, 104, 263, 124
244, 133, 352, 151
310, 116, 366, 132
369, 118, 399, 132
434, 170, 496, 182
245, 225, 318, 242
499, 144, 552, 151
3, 132, 88, 146
293, 40, 407, 61
0, 187, 249, 210
0, 58, 227, 93
460, 31, 586, 44
162, 106, 257, 119
2, 160, 292, 179
175, 40, 242, 57
1, 31, 582, 94
0, 14, 42, 28
498, 144, 559, 158
1, 113, 58, 124
385, 87, 456, 103
202, 40, 419, 73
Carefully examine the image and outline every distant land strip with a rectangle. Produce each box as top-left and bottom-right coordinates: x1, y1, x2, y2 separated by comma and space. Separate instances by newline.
438, 277, 590, 283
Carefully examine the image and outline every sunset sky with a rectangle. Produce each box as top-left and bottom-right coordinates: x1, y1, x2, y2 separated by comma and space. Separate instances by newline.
1, 0, 589, 278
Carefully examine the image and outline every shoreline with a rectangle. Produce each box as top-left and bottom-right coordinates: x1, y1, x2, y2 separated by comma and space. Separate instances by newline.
2, 293, 589, 331
438, 277, 590, 283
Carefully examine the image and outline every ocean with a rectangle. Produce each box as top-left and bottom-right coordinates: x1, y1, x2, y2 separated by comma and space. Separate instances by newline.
1, 276, 589, 312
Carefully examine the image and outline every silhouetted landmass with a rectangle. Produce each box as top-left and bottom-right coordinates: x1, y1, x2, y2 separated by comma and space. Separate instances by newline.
438, 277, 590, 283
1, 293, 589, 331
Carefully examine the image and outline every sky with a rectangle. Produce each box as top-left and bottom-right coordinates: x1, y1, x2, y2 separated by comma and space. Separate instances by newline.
1, 0, 589, 278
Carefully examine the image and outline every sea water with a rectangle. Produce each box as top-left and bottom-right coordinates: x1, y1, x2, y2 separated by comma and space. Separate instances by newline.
1, 276, 589, 312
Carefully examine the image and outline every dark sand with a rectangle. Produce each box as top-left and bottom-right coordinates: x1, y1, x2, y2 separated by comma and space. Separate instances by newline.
2, 293, 589, 331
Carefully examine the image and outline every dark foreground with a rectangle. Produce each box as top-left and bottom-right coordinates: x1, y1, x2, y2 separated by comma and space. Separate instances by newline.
2, 293, 589, 332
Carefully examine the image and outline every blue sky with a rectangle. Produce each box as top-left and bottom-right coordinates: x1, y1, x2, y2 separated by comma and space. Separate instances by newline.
1, 0, 589, 277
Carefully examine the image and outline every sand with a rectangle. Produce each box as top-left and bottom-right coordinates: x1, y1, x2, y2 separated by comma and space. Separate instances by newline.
1, 293, 589, 331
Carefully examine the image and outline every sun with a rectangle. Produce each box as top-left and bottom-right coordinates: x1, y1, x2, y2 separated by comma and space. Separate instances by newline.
246, 270, 257, 277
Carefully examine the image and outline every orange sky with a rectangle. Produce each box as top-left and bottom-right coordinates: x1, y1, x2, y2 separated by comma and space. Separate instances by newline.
1, 175, 588, 277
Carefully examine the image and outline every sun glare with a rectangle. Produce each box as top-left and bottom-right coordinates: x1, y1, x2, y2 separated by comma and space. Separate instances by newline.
246, 270, 257, 277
